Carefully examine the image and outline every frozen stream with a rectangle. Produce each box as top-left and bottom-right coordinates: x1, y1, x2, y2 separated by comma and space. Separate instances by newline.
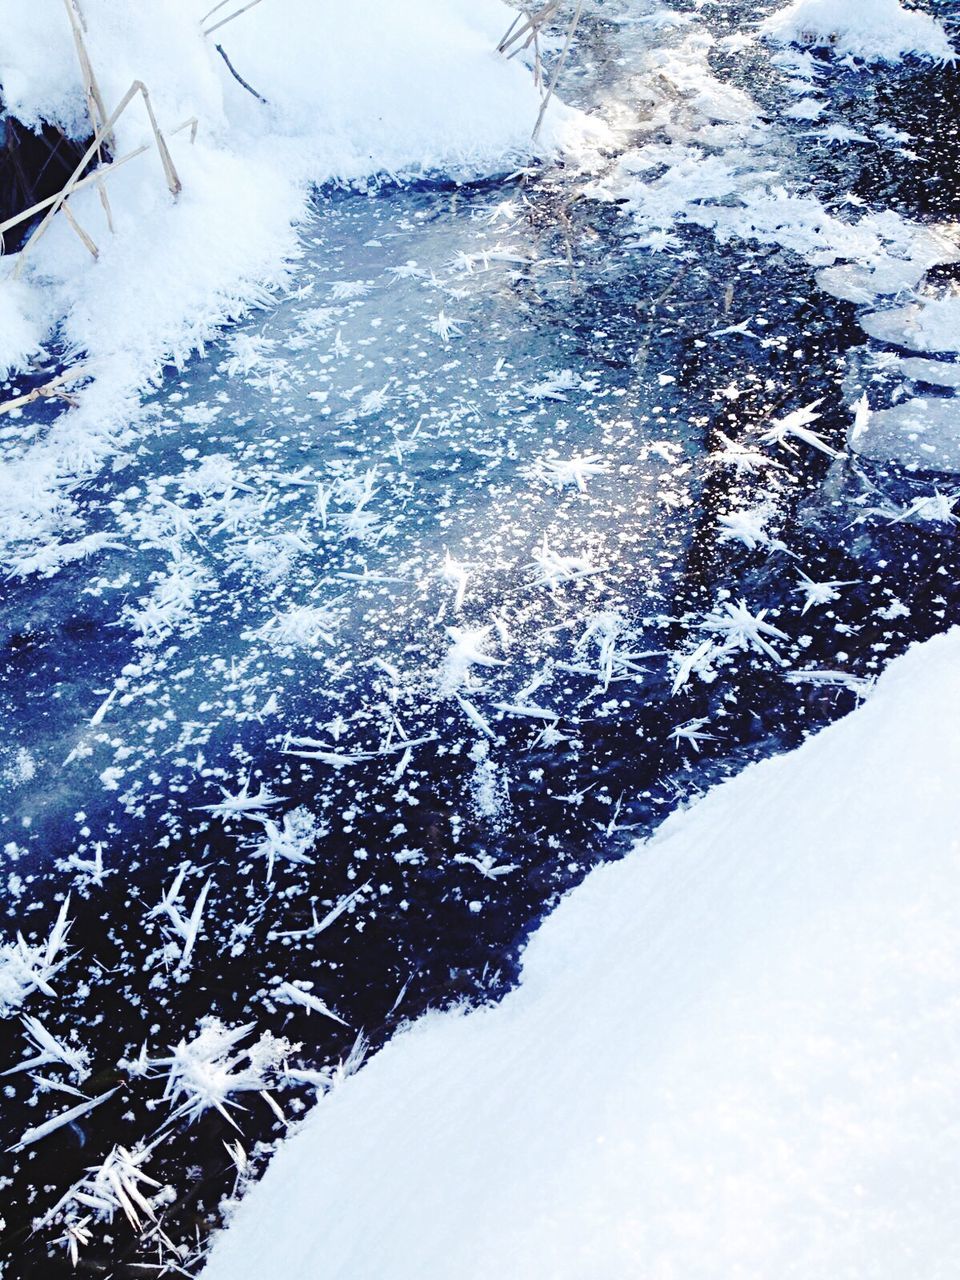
2, 4, 960, 1275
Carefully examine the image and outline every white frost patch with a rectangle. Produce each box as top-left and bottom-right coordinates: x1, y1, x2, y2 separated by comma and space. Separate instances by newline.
2, 747, 37, 786
251, 605, 342, 653
202, 630, 960, 1279
469, 741, 509, 823
590, 34, 958, 288
0, 279, 45, 376
761, 0, 956, 64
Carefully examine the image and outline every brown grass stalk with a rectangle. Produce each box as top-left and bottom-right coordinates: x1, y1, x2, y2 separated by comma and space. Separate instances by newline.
60, 198, 100, 258
11, 84, 190, 277
200, 0, 235, 24
203, 0, 266, 38
531, 0, 582, 140
0, 366, 90, 416
498, 2, 562, 58
62, 0, 116, 155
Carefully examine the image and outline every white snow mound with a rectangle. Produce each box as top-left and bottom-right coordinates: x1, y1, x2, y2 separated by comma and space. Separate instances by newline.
761, 0, 956, 63
202, 628, 960, 1280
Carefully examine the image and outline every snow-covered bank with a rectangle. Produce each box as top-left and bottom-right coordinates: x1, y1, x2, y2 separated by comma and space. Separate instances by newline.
0, 0, 598, 566
203, 627, 960, 1280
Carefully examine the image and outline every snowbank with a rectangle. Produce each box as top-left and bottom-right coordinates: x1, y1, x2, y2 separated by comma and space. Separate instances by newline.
761, 0, 956, 64
0, 278, 43, 376
202, 628, 960, 1279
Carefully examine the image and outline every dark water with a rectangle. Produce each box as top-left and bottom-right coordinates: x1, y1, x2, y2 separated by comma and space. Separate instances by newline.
2, 5, 959, 1275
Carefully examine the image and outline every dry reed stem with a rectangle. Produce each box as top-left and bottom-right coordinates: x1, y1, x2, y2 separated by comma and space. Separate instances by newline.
200, 0, 235, 24
11, 82, 188, 278
63, 0, 116, 155
0, 118, 196, 242
532, 0, 582, 140
498, 2, 562, 57
203, 0, 266, 38
136, 81, 182, 197
60, 198, 100, 259
97, 177, 115, 234
0, 366, 90, 417
498, 12, 524, 53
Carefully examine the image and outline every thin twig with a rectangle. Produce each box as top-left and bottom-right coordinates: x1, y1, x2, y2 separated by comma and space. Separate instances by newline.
214, 43, 268, 104
498, 2, 561, 57
63, 0, 116, 154
60, 199, 99, 258
96, 176, 114, 233
200, 0, 233, 24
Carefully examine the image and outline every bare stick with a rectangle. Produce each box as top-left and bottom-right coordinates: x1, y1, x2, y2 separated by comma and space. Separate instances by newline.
0, 366, 89, 417
215, 43, 269, 103
497, 12, 523, 52
97, 176, 114, 234
200, 0, 234, 23
136, 81, 182, 196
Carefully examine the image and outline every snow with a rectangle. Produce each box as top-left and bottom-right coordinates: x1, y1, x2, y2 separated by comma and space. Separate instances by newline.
0, 278, 43, 375
761, 0, 956, 65
202, 627, 960, 1280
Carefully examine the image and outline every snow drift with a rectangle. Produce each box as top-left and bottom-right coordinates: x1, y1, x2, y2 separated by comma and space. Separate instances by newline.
203, 627, 960, 1279
761, 0, 956, 64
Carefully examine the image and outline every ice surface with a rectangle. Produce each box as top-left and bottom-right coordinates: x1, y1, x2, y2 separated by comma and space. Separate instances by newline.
899, 357, 960, 389
202, 628, 960, 1279
850, 396, 960, 474
860, 296, 960, 355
